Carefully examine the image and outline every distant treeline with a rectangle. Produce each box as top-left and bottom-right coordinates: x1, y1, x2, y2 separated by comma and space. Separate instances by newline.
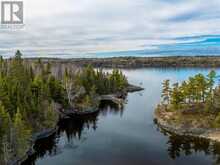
26, 56, 220, 68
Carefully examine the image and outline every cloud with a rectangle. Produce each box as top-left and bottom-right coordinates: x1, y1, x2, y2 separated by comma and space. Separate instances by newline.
1, 0, 220, 57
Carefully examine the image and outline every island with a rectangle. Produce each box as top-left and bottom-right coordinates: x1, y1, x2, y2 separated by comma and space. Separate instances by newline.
155, 70, 220, 142
0, 51, 143, 165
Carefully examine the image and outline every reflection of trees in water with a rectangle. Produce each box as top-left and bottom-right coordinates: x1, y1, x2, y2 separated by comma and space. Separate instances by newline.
154, 119, 220, 164
57, 114, 99, 151
166, 134, 211, 159
58, 114, 98, 141
22, 101, 123, 164
22, 115, 98, 165
22, 133, 58, 165
99, 100, 124, 117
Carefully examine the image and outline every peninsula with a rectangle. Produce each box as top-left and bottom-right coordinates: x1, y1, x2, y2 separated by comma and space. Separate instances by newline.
155, 70, 220, 142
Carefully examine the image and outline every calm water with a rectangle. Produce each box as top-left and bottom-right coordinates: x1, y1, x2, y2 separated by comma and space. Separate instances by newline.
23, 68, 220, 165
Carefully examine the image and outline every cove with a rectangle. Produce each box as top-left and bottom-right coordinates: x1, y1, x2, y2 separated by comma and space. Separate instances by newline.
23, 68, 220, 165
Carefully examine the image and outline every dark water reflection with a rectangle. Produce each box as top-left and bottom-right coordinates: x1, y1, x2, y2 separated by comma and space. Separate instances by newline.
23, 68, 220, 165
23, 101, 123, 165
155, 120, 220, 164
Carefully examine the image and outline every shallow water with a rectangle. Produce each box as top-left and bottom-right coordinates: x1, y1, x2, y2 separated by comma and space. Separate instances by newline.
23, 68, 220, 165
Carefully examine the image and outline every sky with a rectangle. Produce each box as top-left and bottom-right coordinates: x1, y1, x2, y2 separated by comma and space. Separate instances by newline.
1, 0, 220, 58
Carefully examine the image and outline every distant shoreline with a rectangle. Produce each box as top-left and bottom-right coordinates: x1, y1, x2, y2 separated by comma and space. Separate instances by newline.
24, 56, 220, 68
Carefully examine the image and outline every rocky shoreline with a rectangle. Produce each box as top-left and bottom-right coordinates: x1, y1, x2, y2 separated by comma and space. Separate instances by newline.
154, 108, 220, 143
58, 84, 144, 118
9, 127, 58, 165
13, 83, 143, 165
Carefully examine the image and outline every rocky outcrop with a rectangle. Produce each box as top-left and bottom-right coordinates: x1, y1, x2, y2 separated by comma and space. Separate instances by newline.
126, 84, 144, 92
58, 94, 125, 117
59, 107, 99, 117
154, 109, 220, 143
9, 127, 57, 165
58, 84, 144, 117
16, 83, 143, 164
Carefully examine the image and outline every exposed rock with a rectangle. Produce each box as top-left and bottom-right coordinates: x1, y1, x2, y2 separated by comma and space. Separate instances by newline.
59, 83, 144, 117
59, 107, 99, 117
9, 128, 57, 165
126, 84, 144, 92
32, 128, 57, 141
17, 82, 143, 164
155, 108, 220, 143
58, 94, 125, 117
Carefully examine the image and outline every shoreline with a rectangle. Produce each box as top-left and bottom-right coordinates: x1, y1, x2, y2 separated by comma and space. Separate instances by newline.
9, 126, 58, 165
15, 83, 143, 165
57, 84, 144, 117
25, 56, 220, 68
154, 108, 220, 143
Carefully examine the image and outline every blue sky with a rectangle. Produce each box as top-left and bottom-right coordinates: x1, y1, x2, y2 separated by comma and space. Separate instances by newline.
1, 0, 220, 58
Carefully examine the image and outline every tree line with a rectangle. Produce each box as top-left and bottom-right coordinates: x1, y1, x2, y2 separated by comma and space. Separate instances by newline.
64, 65, 128, 110
161, 70, 220, 111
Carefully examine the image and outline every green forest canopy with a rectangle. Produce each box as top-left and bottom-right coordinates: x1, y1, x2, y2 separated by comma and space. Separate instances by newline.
161, 70, 220, 111
0, 51, 128, 163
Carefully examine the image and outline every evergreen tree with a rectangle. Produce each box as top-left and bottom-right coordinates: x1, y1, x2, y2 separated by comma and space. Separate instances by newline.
0, 51, 130, 162
0, 102, 10, 135
160, 70, 220, 112
194, 74, 207, 102
170, 83, 184, 110
0, 102, 11, 164
13, 108, 31, 157
180, 81, 189, 103
15, 50, 22, 59
206, 70, 216, 102
161, 79, 171, 105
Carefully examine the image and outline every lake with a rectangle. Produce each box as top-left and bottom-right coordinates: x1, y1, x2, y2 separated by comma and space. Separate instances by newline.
23, 68, 220, 165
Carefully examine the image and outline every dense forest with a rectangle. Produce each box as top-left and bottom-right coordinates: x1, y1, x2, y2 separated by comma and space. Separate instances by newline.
70, 65, 128, 110
0, 51, 128, 164
161, 70, 219, 111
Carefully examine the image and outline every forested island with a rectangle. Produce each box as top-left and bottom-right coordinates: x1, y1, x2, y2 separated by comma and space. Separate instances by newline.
155, 70, 220, 142
0, 51, 142, 165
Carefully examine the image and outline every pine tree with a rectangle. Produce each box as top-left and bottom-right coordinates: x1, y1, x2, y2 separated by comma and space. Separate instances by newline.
206, 70, 216, 103
161, 79, 171, 105
170, 83, 184, 110
43, 103, 58, 128
0, 102, 10, 135
15, 50, 22, 59
188, 77, 196, 103
180, 81, 189, 104
194, 74, 207, 102
0, 102, 11, 164
13, 108, 31, 157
